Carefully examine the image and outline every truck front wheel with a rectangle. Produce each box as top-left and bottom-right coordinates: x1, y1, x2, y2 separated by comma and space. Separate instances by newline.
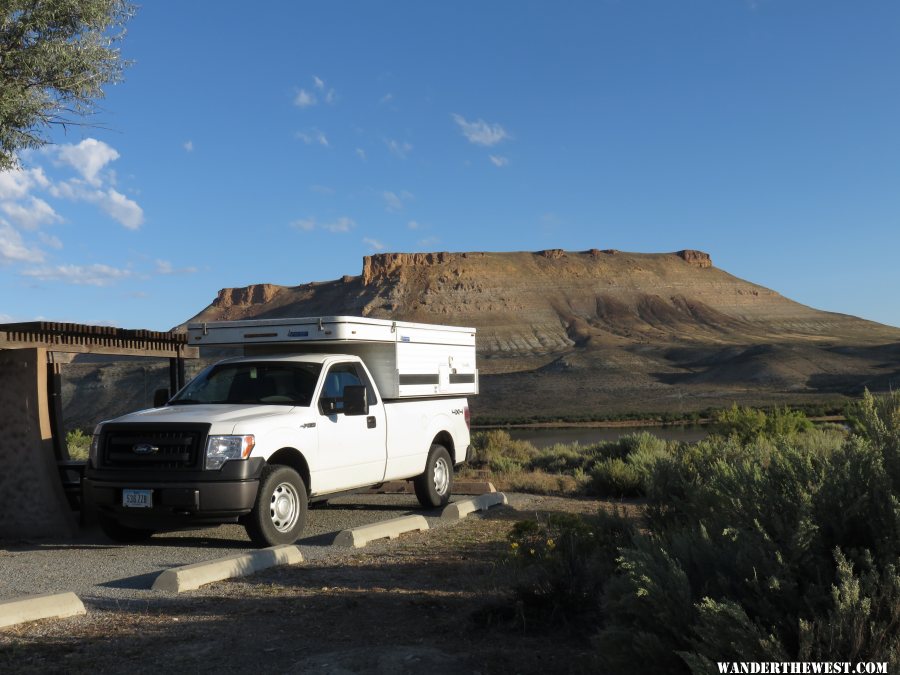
414, 444, 453, 508
244, 465, 308, 547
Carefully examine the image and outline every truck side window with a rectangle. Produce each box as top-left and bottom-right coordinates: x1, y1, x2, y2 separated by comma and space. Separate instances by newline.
319, 363, 377, 413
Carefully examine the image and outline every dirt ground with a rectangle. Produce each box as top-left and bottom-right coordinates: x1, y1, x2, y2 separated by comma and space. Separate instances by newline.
0, 495, 633, 674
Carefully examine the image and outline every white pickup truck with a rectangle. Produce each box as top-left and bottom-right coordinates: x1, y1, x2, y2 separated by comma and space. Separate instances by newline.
83, 317, 477, 546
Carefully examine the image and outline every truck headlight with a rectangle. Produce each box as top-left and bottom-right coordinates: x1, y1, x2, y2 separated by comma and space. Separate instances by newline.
205, 435, 255, 470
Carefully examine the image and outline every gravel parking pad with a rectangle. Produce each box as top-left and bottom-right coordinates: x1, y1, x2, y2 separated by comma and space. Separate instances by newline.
0, 493, 503, 607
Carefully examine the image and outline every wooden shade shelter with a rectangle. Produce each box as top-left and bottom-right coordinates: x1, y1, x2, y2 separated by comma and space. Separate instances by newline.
0, 322, 198, 539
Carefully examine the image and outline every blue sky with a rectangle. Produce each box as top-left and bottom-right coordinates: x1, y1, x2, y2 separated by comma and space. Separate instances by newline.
1, 1, 898, 331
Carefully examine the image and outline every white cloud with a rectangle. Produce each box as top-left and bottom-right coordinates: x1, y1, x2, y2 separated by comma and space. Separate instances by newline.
325, 89, 336, 104
38, 232, 63, 250
0, 222, 44, 263
1, 197, 62, 230
55, 139, 120, 185
291, 218, 316, 231
91, 188, 144, 230
291, 216, 355, 233
0, 167, 50, 199
489, 155, 509, 167
363, 237, 386, 251
416, 236, 441, 249
49, 179, 144, 229
294, 89, 317, 108
385, 138, 413, 158
22, 263, 131, 286
407, 220, 421, 230
296, 129, 329, 147
379, 93, 394, 104
313, 76, 325, 90
452, 114, 509, 146
356, 148, 367, 161
183, 140, 194, 152
382, 190, 413, 212
324, 217, 354, 233
155, 259, 197, 275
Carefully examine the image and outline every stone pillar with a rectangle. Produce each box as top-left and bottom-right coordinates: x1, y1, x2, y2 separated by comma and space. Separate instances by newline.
0, 348, 77, 539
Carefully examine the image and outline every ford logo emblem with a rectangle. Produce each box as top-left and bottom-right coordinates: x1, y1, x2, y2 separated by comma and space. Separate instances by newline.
133, 443, 159, 455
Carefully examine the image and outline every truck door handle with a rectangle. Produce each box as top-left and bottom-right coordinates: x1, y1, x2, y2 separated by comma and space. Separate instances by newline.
367, 416, 376, 429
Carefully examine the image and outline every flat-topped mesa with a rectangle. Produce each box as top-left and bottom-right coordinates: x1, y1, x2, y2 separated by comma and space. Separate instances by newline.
676, 249, 713, 268
361, 248, 714, 285
362, 252, 456, 284
213, 283, 283, 309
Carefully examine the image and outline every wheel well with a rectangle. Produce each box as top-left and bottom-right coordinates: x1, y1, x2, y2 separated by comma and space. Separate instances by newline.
267, 448, 311, 496
433, 431, 455, 463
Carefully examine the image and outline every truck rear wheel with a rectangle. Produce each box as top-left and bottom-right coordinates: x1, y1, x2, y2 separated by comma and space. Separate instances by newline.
98, 514, 156, 543
414, 444, 453, 508
244, 465, 308, 547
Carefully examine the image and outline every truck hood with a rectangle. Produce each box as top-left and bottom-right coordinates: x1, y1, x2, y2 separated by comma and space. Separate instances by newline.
100, 404, 307, 433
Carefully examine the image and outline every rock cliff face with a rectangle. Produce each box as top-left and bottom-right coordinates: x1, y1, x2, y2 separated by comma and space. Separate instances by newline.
175, 249, 900, 419
212, 284, 282, 309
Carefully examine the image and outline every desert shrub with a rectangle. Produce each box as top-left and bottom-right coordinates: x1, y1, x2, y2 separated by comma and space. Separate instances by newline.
470, 430, 537, 473
766, 406, 814, 437
506, 470, 583, 495
589, 457, 642, 497
798, 549, 900, 665
530, 443, 592, 474
488, 455, 526, 475
712, 404, 767, 441
66, 428, 91, 461
618, 430, 667, 456
847, 389, 900, 492
712, 404, 812, 442
625, 434, 672, 486
791, 425, 846, 456
586, 432, 673, 498
507, 509, 636, 625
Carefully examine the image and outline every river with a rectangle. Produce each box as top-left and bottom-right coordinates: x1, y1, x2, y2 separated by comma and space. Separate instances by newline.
503, 426, 708, 448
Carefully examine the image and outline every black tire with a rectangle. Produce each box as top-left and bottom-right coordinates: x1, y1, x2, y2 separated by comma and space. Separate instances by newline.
244, 465, 308, 547
98, 514, 156, 543
414, 444, 453, 508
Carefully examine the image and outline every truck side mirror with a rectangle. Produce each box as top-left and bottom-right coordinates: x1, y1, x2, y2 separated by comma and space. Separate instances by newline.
342, 385, 369, 416
153, 388, 170, 408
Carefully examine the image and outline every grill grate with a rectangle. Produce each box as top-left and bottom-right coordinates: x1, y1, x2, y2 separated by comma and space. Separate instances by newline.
101, 424, 209, 470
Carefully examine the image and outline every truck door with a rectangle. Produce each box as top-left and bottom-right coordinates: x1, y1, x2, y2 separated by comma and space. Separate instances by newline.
314, 361, 387, 493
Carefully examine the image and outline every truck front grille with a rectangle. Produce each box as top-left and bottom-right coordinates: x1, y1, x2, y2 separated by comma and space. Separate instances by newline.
100, 424, 210, 470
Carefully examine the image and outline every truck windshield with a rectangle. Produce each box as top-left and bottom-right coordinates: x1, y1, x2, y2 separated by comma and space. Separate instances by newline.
169, 361, 323, 406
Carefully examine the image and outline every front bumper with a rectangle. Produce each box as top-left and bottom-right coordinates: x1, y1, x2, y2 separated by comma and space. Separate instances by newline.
84, 458, 264, 528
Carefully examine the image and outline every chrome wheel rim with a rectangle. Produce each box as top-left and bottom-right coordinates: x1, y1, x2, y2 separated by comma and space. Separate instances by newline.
433, 456, 450, 495
270, 482, 300, 532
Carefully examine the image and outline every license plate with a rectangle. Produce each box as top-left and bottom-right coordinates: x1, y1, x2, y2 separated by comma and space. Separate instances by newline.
122, 489, 152, 508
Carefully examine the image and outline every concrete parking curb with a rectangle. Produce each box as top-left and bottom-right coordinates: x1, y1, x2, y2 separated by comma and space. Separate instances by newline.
453, 481, 497, 494
441, 492, 508, 521
152, 544, 304, 593
334, 514, 429, 548
0, 592, 86, 629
